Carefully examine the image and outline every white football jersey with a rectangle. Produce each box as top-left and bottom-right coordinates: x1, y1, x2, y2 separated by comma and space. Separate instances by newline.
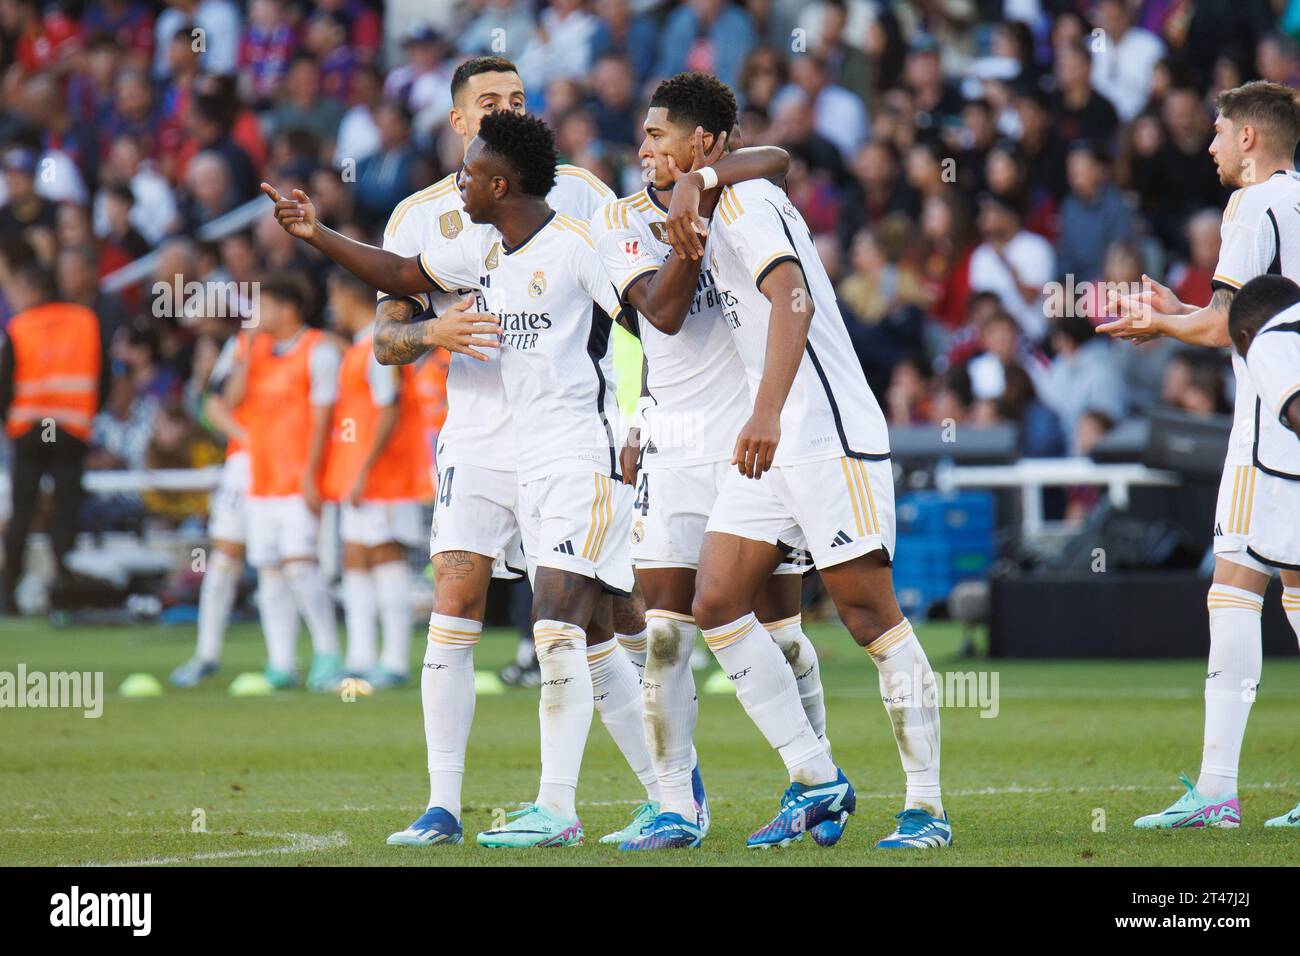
1212, 169, 1300, 468
417, 211, 627, 483
381, 164, 615, 471
704, 178, 890, 466
1246, 303, 1300, 480
591, 186, 750, 467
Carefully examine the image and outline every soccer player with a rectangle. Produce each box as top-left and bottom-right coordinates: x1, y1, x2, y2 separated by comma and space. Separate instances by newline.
591, 74, 833, 850
320, 269, 432, 688
1222, 275, 1300, 828
170, 325, 251, 688
223, 276, 344, 692
659, 83, 948, 851
1100, 81, 1300, 828
262, 111, 643, 848
366, 55, 659, 847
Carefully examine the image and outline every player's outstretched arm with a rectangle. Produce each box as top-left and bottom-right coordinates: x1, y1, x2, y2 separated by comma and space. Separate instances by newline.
261, 183, 431, 296
733, 260, 813, 479
373, 296, 502, 366
1098, 286, 1232, 348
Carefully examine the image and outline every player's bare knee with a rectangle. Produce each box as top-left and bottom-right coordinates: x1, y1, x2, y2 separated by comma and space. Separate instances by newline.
839, 602, 901, 647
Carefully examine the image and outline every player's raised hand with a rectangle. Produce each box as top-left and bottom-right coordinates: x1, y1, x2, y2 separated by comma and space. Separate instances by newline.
261, 183, 317, 241
427, 295, 502, 362
732, 408, 779, 479
665, 126, 727, 261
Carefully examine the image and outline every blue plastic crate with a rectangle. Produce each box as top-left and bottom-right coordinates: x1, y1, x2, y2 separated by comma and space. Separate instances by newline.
896, 491, 996, 536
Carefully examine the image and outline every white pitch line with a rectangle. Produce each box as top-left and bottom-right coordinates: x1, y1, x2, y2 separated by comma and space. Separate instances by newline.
69, 830, 349, 867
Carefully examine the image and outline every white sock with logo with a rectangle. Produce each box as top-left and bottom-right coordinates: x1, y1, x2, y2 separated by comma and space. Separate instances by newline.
423, 613, 481, 820
588, 638, 659, 802
373, 560, 413, 676
342, 569, 378, 673
865, 619, 943, 817
702, 613, 834, 785
616, 628, 648, 678
534, 620, 594, 820
196, 549, 242, 662
1283, 587, 1300, 651
257, 566, 299, 673
643, 611, 699, 820
1198, 585, 1263, 799
762, 614, 830, 754
283, 561, 340, 656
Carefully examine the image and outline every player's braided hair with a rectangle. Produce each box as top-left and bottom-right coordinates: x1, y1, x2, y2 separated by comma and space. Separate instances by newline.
649, 72, 738, 139
477, 111, 557, 198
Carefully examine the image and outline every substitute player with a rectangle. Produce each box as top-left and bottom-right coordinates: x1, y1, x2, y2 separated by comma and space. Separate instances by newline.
1101, 81, 1300, 828
370, 56, 659, 847
170, 323, 251, 688
263, 112, 643, 848
1223, 275, 1300, 828
223, 277, 343, 692
591, 74, 833, 850
321, 269, 432, 688
671, 80, 947, 850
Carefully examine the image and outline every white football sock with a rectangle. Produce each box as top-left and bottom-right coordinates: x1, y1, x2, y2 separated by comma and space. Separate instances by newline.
866, 619, 944, 817
616, 628, 648, 678
196, 549, 242, 662
257, 566, 299, 673
283, 561, 340, 656
588, 638, 659, 802
534, 620, 594, 819
373, 560, 413, 676
762, 614, 829, 753
643, 610, 699, 819
1198, 585, 1263, 799
1283, 587, 1300, 651
424, 613, 481, 820
702, 614, 834, 785
342, 568, 378, 673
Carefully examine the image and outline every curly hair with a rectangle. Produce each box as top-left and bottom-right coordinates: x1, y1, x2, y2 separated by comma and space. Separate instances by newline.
649, 71, 738, 139
477, 111, 557, 198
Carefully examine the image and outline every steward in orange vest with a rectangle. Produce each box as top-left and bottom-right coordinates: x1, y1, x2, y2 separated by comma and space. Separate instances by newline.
0, 263, 111, 613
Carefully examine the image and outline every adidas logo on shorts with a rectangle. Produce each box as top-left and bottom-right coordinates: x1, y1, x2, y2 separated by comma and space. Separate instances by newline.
830, 530, 853, 548
553, 540, 576, 555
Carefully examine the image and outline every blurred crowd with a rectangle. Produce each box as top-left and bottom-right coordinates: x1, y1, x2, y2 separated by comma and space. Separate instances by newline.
0, 0, 1296, 534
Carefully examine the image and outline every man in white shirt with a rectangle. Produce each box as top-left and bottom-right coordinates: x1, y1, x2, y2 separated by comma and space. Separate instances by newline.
968, 192, 1055, 341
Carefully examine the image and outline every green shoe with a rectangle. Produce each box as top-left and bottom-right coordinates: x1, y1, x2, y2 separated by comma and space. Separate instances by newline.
306, 653, 343, 692
263, 667, 298, 690
476, 804, 584, 848
1265, 802, 1300, 827
598, 801, 659, 844
1133, 773, 1241, 829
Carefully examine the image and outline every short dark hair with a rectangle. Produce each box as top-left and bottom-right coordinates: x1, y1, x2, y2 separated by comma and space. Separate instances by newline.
451, 55, 519, 104
13, 261, 57, 302
477, 111, 557, 198
649, 72, 738, 139
1216, 80, 1300, 156
1228, 274, 1300, 346
258, 274, 309, 316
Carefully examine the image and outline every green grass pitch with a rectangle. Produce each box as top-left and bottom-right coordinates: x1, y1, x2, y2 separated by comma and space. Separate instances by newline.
2, 617, 1298, 866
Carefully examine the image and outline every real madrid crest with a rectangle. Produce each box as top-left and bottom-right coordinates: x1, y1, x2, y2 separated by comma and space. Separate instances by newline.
528, 270, 547, 297
485, 241, 500, 271
649, 220, 669, 244
439, 210, 463, 239
630, 519, 644, 545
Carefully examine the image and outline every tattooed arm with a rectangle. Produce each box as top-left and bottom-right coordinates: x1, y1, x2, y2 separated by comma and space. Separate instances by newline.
373, 294, 503, 366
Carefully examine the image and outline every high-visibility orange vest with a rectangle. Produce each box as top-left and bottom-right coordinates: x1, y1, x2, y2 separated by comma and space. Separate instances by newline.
322, 332, 432, 502
244, 327, 326, 497
416, 350, 449, 437
5, 303, 101, 442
